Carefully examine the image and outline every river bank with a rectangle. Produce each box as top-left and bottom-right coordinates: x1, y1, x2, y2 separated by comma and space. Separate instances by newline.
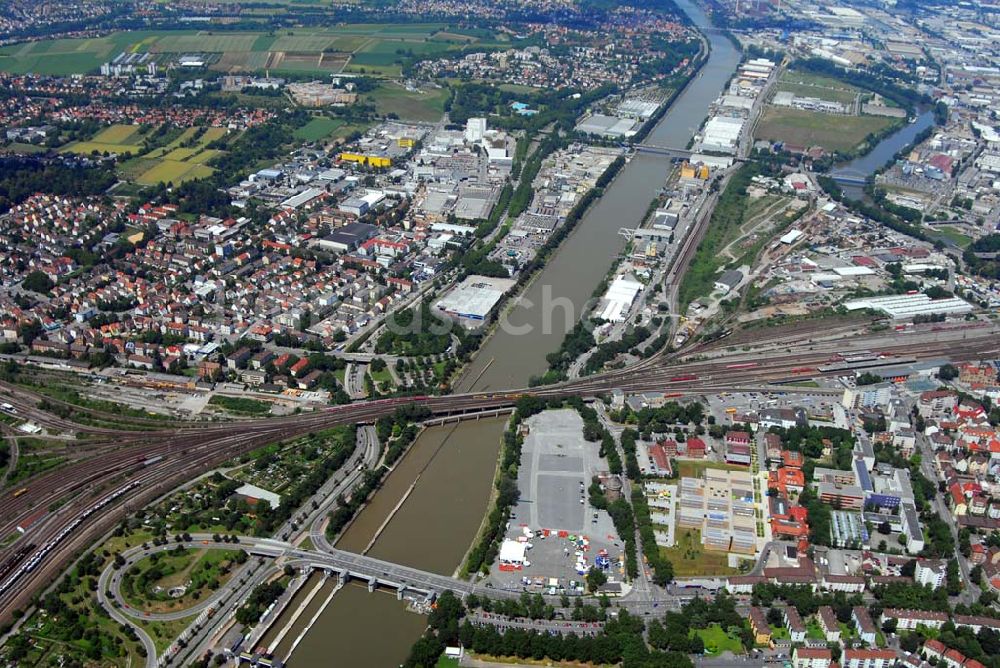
284, 0, 743, 663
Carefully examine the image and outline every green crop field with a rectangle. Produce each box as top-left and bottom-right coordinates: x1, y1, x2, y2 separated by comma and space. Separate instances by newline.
136, 160, 214, 186
150, 33, 259, 53
368, 82, 449, 122
776, 71, 860, 105
293, 117, 350, 142
61, 123, 228, 185
59, 123, 145, 156
186, 149, 225, 164
0, 26, 496, 76
756, 107, 896, 152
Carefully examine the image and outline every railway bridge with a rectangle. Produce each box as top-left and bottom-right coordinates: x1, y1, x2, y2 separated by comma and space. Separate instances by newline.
634, 144, 696, 159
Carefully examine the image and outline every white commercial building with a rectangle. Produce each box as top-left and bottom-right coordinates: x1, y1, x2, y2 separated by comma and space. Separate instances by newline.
780, 229, 804, 245
701, 116, 745, 153
597, 276, 643, 322
465, 117, 487, 144
844, 293, 973, 320
435, 275, 516, 324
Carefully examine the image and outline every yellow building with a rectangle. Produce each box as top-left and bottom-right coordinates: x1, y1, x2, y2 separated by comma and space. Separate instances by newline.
338, 152, 391, 168
749, 607, 773, 646
339, 152, 366, 165
680, 161, 710, 180
398, 137, 415, 148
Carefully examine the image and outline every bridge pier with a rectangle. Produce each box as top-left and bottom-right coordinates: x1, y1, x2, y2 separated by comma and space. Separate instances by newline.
338, 570, 348, 586
397, 586, 405, 601
368, 576, 377, 593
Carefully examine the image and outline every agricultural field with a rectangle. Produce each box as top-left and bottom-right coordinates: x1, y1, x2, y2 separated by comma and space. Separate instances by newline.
293, 116, 367, 143
775, 71, 861, 105
755, 107, 896, 153
64, 124, 229, 186
0, 31, 146, 75
0, 26, 503, 77
135, 160, 214, 186
59, 124, 146, 156
367, 82, 449, 122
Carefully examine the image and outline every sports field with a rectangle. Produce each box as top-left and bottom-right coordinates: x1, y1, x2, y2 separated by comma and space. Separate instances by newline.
0, 26, 502, 76
756, 107, 896, 153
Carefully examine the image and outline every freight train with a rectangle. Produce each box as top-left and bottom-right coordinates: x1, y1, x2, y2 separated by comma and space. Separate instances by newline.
0, 481, 141, 598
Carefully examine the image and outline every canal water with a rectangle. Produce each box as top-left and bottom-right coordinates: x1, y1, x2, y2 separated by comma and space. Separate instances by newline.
286, 0, 742, 664
831, 108, 935, 200
457, 0, 741, 392
284, 417, 506, 666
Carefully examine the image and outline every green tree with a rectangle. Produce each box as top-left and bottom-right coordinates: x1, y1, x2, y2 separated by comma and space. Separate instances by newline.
22, 270, 54, 293
586, 566, 608, 593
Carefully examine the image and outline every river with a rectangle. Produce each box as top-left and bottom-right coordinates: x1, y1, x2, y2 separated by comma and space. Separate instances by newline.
831, 108, 935, 200
284, 1, 741, 664
457, 0, 740, 392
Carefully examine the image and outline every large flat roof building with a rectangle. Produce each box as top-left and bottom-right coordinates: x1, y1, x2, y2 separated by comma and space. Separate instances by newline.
844, 293, 973, 319
435, 275, 516, 325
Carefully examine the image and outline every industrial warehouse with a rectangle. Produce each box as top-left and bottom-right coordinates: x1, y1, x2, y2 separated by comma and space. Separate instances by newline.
434, 275, 516, 326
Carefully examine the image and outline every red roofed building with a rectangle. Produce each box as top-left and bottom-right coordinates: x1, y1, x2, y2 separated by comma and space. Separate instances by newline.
771, 505, 810, 539
769, 467, 806, 496
928, 153, 954, 175
726, 431, 752, 446
843, 650, 897, 668
924, 640, 946, 661
944, 649, 966, 668
647, 443, 673, 477
685, 437, 706, 458
794, 647, 833, 668
659, 439, 678, 457
782, 450, 804, 469
957, 400, 987, 421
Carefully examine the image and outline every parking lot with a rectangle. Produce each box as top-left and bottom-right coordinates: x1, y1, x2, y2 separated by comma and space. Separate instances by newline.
488, 409, 625, 592
704, 386, 844, 427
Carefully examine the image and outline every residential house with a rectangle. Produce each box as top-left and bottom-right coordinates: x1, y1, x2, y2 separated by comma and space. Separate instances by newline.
852, 606, 877, 645
817, 606, 841, 642
794, 648, 833, 668
843, 649, 897, 668
749, 607, 773, 646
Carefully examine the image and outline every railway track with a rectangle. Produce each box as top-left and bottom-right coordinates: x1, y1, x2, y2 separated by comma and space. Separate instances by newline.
1, 327, 999, 621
